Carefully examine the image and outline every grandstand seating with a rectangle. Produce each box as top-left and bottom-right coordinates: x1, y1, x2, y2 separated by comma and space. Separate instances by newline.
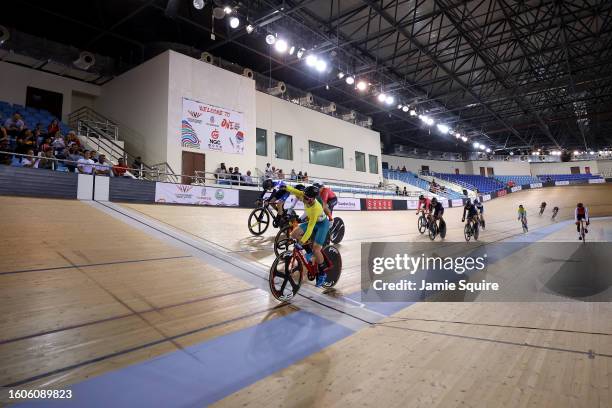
434, 173, 504, 193
0, 100, 71, 134
494, 175, 541, 185
538, 174, 603, 182
383, 169, 465, 199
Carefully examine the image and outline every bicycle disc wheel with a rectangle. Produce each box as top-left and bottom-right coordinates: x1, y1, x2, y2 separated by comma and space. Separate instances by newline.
248, 208, 270, 235
274, 226, 292, 257
417, 216, 427, 234
428, 223, 437, 241
473, 223, 479, 240
330, 218, 345, 244
464, 224, 471, 242
269, 252, 303, 301
322, 245, 342, 288
439, 221, 447, 239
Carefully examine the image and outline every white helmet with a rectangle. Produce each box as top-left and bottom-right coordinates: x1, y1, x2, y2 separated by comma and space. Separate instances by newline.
311, 180, 324, 188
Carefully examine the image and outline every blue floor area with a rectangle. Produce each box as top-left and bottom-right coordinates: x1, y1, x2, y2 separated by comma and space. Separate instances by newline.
18, 311, 353, 408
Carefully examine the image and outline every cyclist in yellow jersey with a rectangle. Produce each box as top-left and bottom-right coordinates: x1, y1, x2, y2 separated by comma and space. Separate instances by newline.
517, 204, 528, 232
285, 184, 330, 287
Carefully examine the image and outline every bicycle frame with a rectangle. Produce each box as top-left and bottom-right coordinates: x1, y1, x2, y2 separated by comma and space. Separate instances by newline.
288, 243, 333, 281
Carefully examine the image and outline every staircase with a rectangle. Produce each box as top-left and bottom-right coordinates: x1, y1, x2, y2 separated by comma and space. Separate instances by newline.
68, 107, 179, 183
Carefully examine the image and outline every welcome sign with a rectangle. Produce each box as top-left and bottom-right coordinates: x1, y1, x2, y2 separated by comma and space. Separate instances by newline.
155, 182, 239, 206
181, 98, 245, 154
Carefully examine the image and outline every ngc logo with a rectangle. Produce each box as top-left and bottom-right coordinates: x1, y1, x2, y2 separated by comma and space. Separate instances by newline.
176, 185, 193, 193
211, 130, 220, 139
188, 110, 202, 118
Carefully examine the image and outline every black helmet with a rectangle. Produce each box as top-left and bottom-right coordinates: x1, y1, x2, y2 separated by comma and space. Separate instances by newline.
431, 197, 438, 204
419, 194, 424, 200
295, 184, 305, 191
465, 198, 472, 205
304, 185, 319, 199
263, 178, 274, 190
577, 202, 583, 207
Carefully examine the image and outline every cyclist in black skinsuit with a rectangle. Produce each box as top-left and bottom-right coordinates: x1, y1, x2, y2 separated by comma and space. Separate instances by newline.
461, 198, 479, 226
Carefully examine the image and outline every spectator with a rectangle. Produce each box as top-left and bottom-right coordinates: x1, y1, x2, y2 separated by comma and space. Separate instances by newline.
401, 166, 407, 172
47, 119, 60, 137
66, 147, 81, 172
67, 131, 81, 147
0, 140, 11, 165
277, 168, 284, 180
297, 171, 303, 181
22, 130, 36, 152
228, 166, 234, 176
0, 126, 8, 144
395, 186, 400, 195
21, 149, 36, 168
378, 181, 383, 188
52, 133, 66, 154
242, 170, 253, 185
37, 150, 55, 170
40, 137, 53, 153
113, 157, 129, 177
4, 113, 25, 136
232, 166, 241, 183
14, 136, 28, 156
77, 150, 95, 174
389, 165, 394, 171
132, 156, 143, 178
95, 154, 111, 176
303, 172, 309, 182
90, 150, 99, 163
403, 187, 408, 196
290, 169, 297, 180
264, 163, 273, 178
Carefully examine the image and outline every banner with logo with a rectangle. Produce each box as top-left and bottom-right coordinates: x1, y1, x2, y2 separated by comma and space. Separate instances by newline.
407, 200, 419, 210
292, 197, 361, 211
530, 183, 543, 189
588, 178, 605, 184
481, 194, 491, 201
155, 182, 239, 206
366, 198, 393, 210
181, 98, 245, 154
510, 186, 522, 193
555, 180, 570, 186
451, 199, 464, 207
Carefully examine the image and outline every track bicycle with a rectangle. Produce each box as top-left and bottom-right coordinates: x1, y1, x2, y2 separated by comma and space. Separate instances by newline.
463, 216, 480, 242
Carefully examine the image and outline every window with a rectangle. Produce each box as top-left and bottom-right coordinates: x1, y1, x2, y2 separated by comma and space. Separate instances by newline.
309, 141, 343, 168
256, 128, 267, 156
369, 154, 378, 174
275, 132, 293, 160
355, 151, 366, 172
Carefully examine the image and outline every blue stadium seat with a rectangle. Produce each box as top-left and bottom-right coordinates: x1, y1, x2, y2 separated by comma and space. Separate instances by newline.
538, 174, 603, 182
493, 175, 541, 185
434, 173, 504, 194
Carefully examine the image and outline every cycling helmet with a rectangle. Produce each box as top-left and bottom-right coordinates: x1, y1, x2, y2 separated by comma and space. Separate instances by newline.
473, 198, 479, 204
431, 197, 438, 205
295, 184, 305, 191
465, 198, 472, 205
311, 180, 323, 189
519, 204, 524, 208
419, 194, 425, 200
304, 185, 319, 199
577, 202, 583, 208
262, 178, 274, 190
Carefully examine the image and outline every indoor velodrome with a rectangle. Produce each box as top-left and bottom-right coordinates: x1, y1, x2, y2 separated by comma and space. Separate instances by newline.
1, 1, 612, 407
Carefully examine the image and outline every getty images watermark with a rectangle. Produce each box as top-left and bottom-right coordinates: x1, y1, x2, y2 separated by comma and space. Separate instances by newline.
361, 242, 612, 302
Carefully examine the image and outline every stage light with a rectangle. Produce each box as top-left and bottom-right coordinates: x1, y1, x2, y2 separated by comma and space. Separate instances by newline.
193, 0, 205, 10
485, 148, 491, 153
473, 142, 479, 149
229, 17, 240, 29
385, 95, 394, 105
246, 24, 254, 34
306, 54, 317, 67
479, 144, 486, 150
289, 46, 295, 55
573, 150, 580, 155
409, 109, 417, 116
338, 72, 345, 79
437, 124, 449, 134
402, 106, 409, 113
315, 59, 327, 72
356, 81, 367, 91
265, 34, 276, 45
397, 104, 403, 110
589, 151, 595, 155
461, 136, 468, 142
274, 39, 288, 53
377, 93, 387, 103
224, 6, 233, 14
346, 76, 355, 85
296, 48, 305, 59
455, 133, 461, 139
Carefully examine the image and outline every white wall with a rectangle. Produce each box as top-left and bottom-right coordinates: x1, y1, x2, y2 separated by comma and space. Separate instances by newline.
468, 160, 531, 175
597, 159, 612, 176
382, 155, 468, 174
95, 52, 170, 166
529, 160, 599, 175
166, 51, 256, 176
0, 61, 100, 121
256, 92, 382, 184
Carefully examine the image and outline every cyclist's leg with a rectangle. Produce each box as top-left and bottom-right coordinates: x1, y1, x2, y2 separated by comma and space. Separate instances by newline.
311, 219, 331, 285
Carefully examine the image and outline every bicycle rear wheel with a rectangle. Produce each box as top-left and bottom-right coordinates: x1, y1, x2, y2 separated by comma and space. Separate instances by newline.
322, 245, 342, 288
248, 208, 270, 235
473, 222, 479, 240
329, 218, 345, 244
269, 252, 303, 301
428, 223, 437, 241
464, 224, 471, 242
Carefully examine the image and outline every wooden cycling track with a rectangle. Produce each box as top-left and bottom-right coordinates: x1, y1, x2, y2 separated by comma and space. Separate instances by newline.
1, 184, 611, 407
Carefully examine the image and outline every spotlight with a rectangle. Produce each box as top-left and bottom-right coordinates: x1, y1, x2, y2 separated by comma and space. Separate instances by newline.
289, 46, 295, 55
265, 34, 276, 45
509, 151, 514, 156
193, 0, 205, 10
274, 39, 288, 53
296, 48, 305, 59
385, 95, 394, 105
461, 136, 468, 142
588, 151, 595, 155
315, 59, 327, 72
455, 133, 461, 139
409, 109, 417, 116
306, 54, 317, 66
224, 6, 233, 14
402, 106, 409, 113
419, 115, 434, 126
345, 76, 355, 85
485, 148, 491, 153
356, 81, 367, 91
246, 24, 255, 34
397, 104, 403, 110
338, 72, 345, 79
229, 17, 240, 29
573, 150, 580, 155
473, 142, 479, 149
377, 93, 387, 103
437, 124, 449, 134
325, 84, 330, 90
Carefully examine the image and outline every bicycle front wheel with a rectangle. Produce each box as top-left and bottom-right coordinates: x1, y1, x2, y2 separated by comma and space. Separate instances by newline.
418, 215, 427, 234
248, 208, 270, 235
464, 224, 471, 242
269, 252, 303, 302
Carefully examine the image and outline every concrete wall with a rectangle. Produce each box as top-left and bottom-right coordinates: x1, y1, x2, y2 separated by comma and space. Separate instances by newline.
529, 160, 599, 175
255, 92, 382, 184
0, 61, 100, 121
95, 52, 170, 166
382, 155, 469, 174
468, 160, 531, 176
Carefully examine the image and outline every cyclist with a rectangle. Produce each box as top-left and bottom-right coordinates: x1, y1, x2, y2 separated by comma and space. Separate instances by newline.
430, 197, 445, 229
461, 198, 479, 229
575, 203, 590, 240
261, 178, 289, 222
285, 184, 330, 287
312, 180, 337, 221
518, 204, 528, 232
416, 194, 432, 215
539, 201, 547, 215
474, 198, 485, 228
551, 206, 559, 220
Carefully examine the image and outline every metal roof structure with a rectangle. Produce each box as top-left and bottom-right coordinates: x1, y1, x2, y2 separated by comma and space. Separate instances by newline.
2, 0, 612, 153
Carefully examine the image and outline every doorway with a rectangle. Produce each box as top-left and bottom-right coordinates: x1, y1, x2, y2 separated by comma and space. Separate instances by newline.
26, 86, 63, 119
181, 151, 205, 185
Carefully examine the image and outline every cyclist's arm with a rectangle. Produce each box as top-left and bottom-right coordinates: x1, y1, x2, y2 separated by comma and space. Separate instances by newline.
462, 207, 467, 219
285, 185, 304, 200
574, 207, 578, 222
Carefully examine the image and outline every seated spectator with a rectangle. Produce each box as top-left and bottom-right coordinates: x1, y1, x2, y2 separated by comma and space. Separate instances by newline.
37, 150, 55, 170
290, 169, 297, 180
95, 154, 112, 176
215, 163, 228, 180
264, 163, 273, 178
67, 131, 81, 148
77, 150, 95, 174
395, 186, 400, 195
302, 172, 309, 182
297, 171, 303, 181
232, 166, 241, 183
4, 113, 25, 136
90, 150, 99, 163
132, 156, 143, 178
0, 127, 8, 144
21, 149, 36, 168
242, 170, 253, 185
401, 166, 407, 172
40, 137, 53, 153
14, 136, 28, 156
22, 130, 37, 152
0, 140, 11, 165
66, 147, 81, 172
113, 157, 130, 177
403, 187, 408, 196
271, 166, 277, 177
52, 133, 66, 154
277, 168, 284, 180
47, 119, 60, 137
